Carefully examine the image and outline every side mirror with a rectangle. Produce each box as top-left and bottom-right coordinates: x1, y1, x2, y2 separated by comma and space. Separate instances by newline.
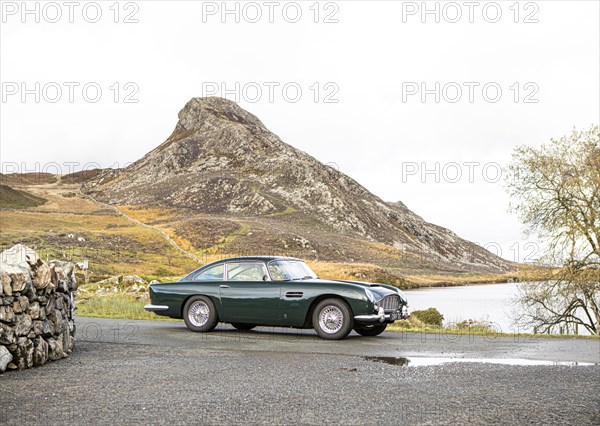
262, 274, 269, 282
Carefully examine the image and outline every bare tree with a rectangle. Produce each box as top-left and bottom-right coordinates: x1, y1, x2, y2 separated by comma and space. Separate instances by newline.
507, 125, 599, 335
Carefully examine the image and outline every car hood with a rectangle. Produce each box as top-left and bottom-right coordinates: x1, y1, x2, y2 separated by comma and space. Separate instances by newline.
309, 278, 407, 304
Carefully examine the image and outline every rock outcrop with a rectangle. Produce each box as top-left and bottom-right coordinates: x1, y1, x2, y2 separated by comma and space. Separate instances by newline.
90, 275, 148, 298
0, 245, 76, 372
85, 97, 513, 273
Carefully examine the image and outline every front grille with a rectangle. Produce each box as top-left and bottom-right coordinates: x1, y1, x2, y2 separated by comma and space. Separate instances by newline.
380, 295, 401, 311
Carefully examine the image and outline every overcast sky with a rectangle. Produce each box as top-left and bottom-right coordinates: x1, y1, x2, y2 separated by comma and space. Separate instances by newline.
1, 1, 599, 262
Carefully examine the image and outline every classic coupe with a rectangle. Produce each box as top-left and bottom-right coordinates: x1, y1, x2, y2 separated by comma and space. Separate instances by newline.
144, 256, 409, 340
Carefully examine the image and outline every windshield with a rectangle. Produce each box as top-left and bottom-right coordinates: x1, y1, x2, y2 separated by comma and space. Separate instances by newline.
268, 260, 318, 281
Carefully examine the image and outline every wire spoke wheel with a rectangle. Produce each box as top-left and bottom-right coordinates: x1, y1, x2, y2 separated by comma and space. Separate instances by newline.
319, 305, 344, 334
188, 301, 210, 327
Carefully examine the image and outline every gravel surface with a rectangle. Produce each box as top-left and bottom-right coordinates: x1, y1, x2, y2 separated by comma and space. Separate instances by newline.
1, 317, 599, 425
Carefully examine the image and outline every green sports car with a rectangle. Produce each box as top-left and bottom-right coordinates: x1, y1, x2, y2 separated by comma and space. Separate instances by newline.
145, 256, 409, 340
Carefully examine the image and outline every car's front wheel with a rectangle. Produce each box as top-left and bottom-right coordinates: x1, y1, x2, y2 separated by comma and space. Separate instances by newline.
231, 323, 256, 331
183, 296, 218, 332
354, 323, 387, 336
312, 298, 354, 340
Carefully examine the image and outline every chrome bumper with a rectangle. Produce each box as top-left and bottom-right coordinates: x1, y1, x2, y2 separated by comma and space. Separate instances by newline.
354, 306, 409, 323
144, 304, 169, 312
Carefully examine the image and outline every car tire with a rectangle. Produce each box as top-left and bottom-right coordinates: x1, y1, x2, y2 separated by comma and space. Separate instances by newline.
312, 298, 354, 340
183, 296, 218, 332
231, 323, 256, 331
354, 323, 387, 336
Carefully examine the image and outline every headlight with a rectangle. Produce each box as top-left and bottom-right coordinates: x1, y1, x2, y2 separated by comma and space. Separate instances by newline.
365, 288, 376, 303
397, 288, 407, 303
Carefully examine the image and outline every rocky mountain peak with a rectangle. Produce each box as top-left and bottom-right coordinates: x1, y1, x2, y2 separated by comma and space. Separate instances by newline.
171, 97, 267, 136
85, 98, 514, 274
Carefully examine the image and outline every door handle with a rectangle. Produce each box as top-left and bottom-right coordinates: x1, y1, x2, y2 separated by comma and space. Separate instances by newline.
285, 292, 303, 298
220, 284, 230, 288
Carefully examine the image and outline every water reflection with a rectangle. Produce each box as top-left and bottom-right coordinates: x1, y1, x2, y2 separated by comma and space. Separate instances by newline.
364, 356, 410, 366
403, 282, 525, 333
364, 356, 597, 367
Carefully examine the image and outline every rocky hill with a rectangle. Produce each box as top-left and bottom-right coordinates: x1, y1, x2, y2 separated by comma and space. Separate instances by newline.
0, 185, 47, 209
84, 97, 513, 274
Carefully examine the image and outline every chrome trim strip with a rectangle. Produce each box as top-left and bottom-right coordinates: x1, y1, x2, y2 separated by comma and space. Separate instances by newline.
354, 307, 409, 323
354, 314, 383, 322
144, 304, 169, 312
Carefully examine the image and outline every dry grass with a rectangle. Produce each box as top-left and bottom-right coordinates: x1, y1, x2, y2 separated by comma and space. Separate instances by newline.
0, 195, 198, 280
2, 183, 548, 289
24, 184, 107, 214
119, 205, 183, 225
75, 293, 160, 320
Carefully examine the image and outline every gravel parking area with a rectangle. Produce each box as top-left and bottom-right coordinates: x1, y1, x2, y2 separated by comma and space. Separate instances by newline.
1, 317, 599, 425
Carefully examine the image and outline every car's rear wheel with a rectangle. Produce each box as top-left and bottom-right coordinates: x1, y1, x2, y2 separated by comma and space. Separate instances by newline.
354, 323, 387, 336
231, 323, 256, 331
183, 296, 218, 332
312, 298, 353, 340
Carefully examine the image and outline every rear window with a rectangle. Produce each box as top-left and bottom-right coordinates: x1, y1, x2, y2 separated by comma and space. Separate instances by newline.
193, 264, 224, 281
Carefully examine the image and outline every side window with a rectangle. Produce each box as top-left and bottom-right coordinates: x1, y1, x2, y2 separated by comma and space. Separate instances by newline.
193, 264, 224, 281
226, 262, 269, 282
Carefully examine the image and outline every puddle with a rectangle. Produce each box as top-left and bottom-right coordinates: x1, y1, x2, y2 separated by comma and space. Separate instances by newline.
364, 356, 598, 367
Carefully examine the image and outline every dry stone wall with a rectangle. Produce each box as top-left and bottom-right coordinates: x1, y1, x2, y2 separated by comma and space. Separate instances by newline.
0, 245, 76, 372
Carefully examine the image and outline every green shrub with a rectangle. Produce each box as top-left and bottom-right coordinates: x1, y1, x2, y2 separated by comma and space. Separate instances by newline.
411, 308, 444, 327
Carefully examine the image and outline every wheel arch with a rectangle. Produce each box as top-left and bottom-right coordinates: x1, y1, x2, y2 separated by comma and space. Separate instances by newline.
304, 294, 354, 327
180, 294, 221, 320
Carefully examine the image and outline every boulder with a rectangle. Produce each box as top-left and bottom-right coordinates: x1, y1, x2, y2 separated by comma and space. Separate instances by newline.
0, 345, 12, 373
0, 305, 15, 323
122, 275, 147, 286
49, 260, 76, 292
14, 295, 30, 314
126, 284, 147, 293
42, 320, 54, 337
33, 338, 48, 366
0, 263, 31, 293
32, 262, 51, 289
28, 301, 40, 319
0, 244, 39, 266
14, 336, 34, 370
14, 314, 33, 336
96, 276, 119, 286
47, 337, 64, 361
32, 320, 43, 335
0, 322, 16, 345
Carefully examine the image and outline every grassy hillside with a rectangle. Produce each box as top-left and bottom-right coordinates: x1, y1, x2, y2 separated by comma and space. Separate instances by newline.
0, 184, 48, 209
0, 183, 198, 280
0, 180, 552, 287
0, 173, 57, 185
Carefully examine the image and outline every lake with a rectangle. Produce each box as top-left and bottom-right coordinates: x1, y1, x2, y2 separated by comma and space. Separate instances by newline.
403, 282, 530, 334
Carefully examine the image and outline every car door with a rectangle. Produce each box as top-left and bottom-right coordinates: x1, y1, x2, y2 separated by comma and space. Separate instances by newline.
218, 261, 281, 324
